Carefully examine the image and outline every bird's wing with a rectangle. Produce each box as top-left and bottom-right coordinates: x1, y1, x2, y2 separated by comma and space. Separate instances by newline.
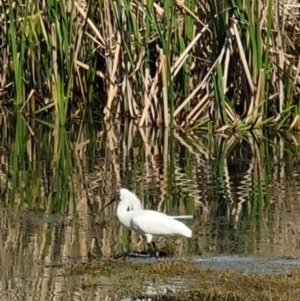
130, 211, 191, 237
130, 211, 166, 235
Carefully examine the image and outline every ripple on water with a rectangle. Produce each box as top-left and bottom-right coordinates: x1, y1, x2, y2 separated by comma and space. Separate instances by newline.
194, 254, 300, 274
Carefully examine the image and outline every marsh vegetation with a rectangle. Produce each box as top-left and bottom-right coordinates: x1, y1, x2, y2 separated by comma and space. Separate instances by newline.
69, 259, 300, 300
1, 2, 300, 298
0, 0, 300, 130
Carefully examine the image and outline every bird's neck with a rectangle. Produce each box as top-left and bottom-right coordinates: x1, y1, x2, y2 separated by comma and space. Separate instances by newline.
116, 202, 132, 228
117, 203, 140, 228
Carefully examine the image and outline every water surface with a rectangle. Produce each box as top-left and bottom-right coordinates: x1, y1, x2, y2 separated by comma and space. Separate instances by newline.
1, 116, 300, 300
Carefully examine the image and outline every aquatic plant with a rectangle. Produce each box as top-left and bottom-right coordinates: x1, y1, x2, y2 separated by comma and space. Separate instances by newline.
69, 259, 300, 300
0, 0, 300, 130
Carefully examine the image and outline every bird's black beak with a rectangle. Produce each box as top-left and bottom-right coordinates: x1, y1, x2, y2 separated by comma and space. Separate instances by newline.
97, 194, 119, 214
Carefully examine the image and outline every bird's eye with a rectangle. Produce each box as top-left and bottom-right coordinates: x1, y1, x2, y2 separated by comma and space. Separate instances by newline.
127, 206, 131, 211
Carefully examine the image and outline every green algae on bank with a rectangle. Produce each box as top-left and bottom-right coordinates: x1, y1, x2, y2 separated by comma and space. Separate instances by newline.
68, 259, 300, 301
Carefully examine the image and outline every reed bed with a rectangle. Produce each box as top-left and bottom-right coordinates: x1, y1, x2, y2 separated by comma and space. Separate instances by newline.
0, 0, 300, 130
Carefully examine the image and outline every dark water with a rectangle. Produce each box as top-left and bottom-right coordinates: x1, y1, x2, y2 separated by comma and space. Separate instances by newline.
1, 117, 300, 300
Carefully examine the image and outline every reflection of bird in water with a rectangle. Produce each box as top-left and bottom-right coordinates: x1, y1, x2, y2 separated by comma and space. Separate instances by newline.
99, 188, 193, 258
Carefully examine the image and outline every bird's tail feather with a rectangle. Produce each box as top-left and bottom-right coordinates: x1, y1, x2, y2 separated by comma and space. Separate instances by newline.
173, 215, 194, 219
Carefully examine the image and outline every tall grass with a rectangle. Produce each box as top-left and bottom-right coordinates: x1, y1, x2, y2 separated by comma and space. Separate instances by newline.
0, 0, 300, 130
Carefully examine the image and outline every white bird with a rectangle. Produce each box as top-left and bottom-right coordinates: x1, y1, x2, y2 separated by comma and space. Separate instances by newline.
99, 188, 193, 257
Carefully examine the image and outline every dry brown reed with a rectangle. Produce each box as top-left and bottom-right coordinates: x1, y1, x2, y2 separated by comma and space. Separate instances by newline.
1, 0, 300, 129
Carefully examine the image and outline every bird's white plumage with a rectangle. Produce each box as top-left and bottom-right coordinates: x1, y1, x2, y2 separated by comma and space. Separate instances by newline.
115, 188, 192, 244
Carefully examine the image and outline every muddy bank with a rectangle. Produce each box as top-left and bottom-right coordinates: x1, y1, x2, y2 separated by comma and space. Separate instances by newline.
69, 256, 300, 301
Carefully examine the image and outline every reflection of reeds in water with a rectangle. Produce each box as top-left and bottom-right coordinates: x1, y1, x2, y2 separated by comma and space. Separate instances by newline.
1, 114, 300, 298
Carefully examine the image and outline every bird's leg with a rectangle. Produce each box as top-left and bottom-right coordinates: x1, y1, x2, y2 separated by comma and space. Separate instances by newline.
114, 251, 154, 259
114, 240, 160, 259
114, 245, 153, 259
113, 252, 129, 259
114, 239, 155, 259
114, 245, 159, 259
149, 241, 159, 258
